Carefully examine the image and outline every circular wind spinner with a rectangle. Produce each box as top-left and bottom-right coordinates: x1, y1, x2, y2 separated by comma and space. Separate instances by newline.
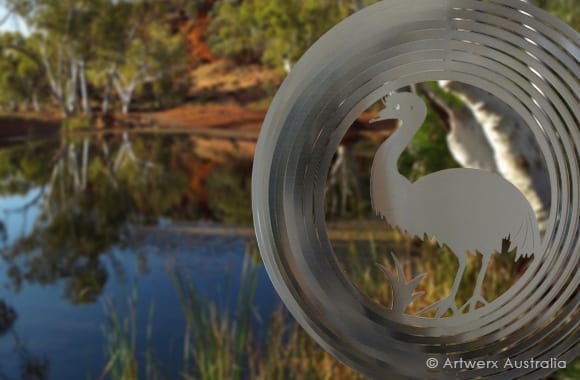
252, 1, 578, 378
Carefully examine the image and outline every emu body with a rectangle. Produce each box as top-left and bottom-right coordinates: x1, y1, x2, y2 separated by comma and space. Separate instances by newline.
370, 92, 540, 316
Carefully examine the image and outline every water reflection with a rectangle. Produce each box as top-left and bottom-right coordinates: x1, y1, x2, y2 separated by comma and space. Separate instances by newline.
0, 300, 50, 380
0, 130, 557, 378
0, 133, 254, 297
0, 132, 261, 379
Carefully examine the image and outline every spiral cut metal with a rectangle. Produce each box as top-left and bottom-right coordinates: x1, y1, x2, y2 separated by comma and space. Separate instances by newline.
252, 0, 579, 378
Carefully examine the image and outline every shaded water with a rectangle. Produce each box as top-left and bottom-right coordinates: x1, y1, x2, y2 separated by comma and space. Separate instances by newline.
0, 132, 279, 379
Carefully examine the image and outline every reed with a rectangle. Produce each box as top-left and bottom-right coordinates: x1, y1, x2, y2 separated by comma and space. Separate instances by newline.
335, 230, 525, 316
100, 288, 139, 380
101, 232, 576, 379
100, 287, 156, 380
170, 254, 257, 380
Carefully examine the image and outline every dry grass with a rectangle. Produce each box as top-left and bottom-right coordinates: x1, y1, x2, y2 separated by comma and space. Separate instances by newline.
335, 229, 530, 317
102, 231, 574, 380
247, 308, 364, 380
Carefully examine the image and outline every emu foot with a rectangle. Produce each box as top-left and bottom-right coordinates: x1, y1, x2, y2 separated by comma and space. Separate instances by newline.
460, 294, 489, 313
417, 296, 460, 318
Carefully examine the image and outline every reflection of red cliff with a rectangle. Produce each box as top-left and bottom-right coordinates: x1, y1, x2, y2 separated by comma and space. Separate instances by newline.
187, 160, 216, 215
166, 144, 212, 218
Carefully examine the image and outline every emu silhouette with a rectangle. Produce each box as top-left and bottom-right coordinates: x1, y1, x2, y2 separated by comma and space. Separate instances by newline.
370, 92, 540, 317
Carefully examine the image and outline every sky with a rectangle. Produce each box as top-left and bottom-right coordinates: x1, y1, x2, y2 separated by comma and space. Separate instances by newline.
0, 4, 30, 35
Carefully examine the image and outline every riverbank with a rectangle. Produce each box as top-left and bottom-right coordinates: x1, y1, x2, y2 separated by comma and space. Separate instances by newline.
0, 61, 396, 151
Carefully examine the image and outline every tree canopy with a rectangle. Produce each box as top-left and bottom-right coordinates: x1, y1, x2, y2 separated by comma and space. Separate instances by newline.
0, 0, 190, 115
0, 0, 575, 115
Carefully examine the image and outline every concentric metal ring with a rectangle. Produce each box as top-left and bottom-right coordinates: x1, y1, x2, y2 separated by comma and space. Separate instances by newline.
252, 0, 579, 378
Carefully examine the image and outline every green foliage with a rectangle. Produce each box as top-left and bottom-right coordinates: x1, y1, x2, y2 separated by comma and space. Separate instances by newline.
556, 358, 580, 380
208, 0, 352, 68
117, 139, 191, 225
0, 140, 57, 195
206, 162, 253, 225
131, 24, 192, 109
0, 32, 47, 110
170, 256, 258, 380
0, 0, 577, 114
0, 135, 197, 302
91, 4, 191, 113
4, 0, 191, 115
534, 0, 579, 30
61, 115, 91, 130
208, 0, 575, 71
101, 288, 155, 380
397, 102, 459, 181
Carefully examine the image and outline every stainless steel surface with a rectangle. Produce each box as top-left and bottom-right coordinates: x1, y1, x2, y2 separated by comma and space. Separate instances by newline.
252, 1, 579, 378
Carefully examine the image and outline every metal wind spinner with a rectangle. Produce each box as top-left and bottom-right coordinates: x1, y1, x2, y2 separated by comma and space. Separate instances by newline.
252, 1, 579, 379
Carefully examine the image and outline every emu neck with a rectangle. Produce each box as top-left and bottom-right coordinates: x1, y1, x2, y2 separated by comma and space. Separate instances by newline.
382, 116, 421, 165
372, 136, 411, 196
371, 138, 413, 225
371, 113, 424, 225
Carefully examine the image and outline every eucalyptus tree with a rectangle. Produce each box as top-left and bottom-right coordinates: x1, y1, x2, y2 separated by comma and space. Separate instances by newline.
88, 0, 137, 114
4, 0, 102, 116
109, 23, 189, 114
0, 38, 25, 110
86, 0, 190, 114
0, 32, 47, 111
421, 0, 577, 231
209, 0, 352, 71
4, 0, 189, 115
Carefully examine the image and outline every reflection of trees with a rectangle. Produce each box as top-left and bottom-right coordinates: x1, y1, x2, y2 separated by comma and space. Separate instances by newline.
325, 145, 367, 219
0, 300, 49, 380
0, 132, 256, 301
0, 133, 195, 303
206, 161, 253, 225
0, 300, 17, 336
0, 141, 59, 196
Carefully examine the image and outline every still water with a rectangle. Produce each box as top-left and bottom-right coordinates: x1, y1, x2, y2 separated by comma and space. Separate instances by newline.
0, 133, 280, 379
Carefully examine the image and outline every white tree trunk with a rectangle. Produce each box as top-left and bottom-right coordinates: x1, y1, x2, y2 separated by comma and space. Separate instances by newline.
121, 94, 131, 114
420, 85, 497, 172
40, 43, 69, 116
113, 74, 137, 114
283, 57, 292, 74
65, 59, 79, 115
78, 59, 90, 116
102, 70, 114, 114
81, 137, 89, 191
39, 42, 81, 117
31, 93, 40, 112
438, 81, 550, 231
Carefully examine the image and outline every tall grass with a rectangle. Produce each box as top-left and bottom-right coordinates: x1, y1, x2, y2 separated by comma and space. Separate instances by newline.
169, 254, 364, 380
100, 233, 576, 379
100, 287, 155, 380
247, 307, 365, 380
170, 255, 257, 380
334, 229, 528, 316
